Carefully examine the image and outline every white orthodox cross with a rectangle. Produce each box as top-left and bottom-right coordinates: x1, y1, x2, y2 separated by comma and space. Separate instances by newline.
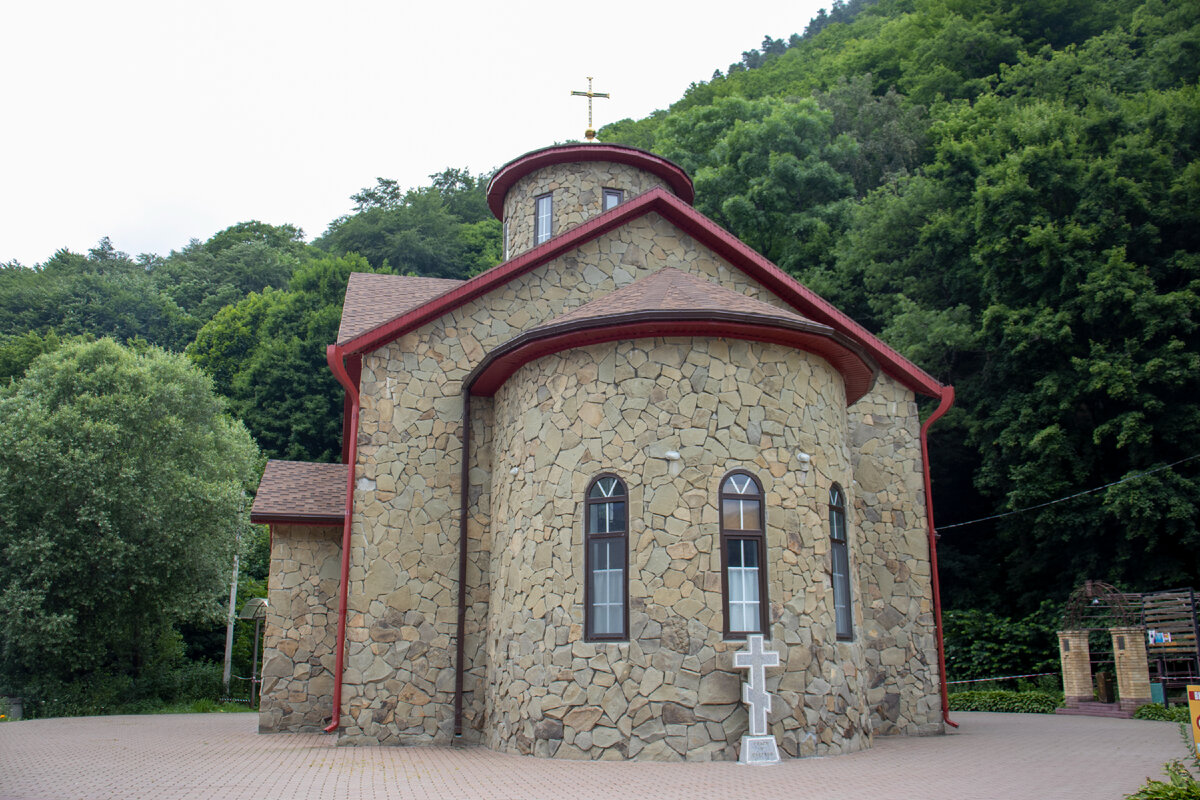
570, 77, 610, 141
733, 634, 780, 736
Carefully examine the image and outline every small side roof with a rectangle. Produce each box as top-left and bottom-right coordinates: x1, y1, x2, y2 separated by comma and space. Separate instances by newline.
250, 460, 348, 525
338, 273, 464, 345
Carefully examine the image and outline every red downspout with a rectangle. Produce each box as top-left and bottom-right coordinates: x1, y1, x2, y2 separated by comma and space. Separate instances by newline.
919, 385, 958, 729
324, 344, 360, 733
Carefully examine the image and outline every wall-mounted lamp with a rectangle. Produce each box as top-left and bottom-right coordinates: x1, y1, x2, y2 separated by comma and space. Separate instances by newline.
664, 450, 681, 461
796, 451, 811, 465
509, 467, 520, 476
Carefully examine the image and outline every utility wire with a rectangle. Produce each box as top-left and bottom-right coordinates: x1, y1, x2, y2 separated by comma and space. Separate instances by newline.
936, 452, 1200, 532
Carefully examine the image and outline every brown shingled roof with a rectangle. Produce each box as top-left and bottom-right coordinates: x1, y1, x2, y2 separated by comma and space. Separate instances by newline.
550, 267, 829, 330
337, 273, 463, 345
250, 460, 348, 525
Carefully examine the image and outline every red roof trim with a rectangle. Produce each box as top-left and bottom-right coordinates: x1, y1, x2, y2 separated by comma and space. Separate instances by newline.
339, 187, 943, 398
466, 311, 878, 405
486, 143, 695, 218
249, 512, 344, 526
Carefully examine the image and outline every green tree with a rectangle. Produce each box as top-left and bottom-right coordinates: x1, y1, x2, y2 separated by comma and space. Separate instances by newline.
188, 253, 375, 462
0, 339, 261, 691
318, 169, 500, 280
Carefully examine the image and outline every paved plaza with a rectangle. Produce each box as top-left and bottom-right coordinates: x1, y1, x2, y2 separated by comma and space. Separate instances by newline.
0, 711, 1186, 799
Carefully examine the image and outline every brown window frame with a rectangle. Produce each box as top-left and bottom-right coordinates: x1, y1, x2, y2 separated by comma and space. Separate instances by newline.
603, 188, 623, 210
584, 473, 629, 642
719, 469, 768, 639
829, 483, 853, 641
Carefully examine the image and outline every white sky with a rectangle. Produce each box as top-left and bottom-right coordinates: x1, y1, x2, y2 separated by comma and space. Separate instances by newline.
1, 1, 828, 266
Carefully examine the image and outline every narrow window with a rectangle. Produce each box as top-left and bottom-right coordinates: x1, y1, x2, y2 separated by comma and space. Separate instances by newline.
830, 484, 853, 640
534, 193, 553, 245
503, 220, 510, 260
585, 474, 627, 640
720, 471, 767, 638
603, 188, 623, 210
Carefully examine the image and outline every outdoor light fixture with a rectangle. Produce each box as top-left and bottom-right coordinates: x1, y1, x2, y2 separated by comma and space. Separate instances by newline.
664, 450, 681, 461
510, 467, 520, 475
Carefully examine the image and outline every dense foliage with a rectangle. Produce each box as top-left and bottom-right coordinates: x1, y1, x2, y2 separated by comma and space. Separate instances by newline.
1135, 704, 1192, 723
0, 340, 261, 709
942, 604, 1060, 681
946, 689, 1062, 714
604, 0, 1200, 614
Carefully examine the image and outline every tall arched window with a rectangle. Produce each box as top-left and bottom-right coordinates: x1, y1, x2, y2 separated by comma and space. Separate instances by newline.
720, 470, 768, 638
829, 483, 853, 640
585, 474, 627, 641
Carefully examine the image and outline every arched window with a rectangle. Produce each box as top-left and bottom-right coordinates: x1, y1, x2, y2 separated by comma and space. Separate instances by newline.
829, 484, 853, 640
720, 471, 767, 638
585, 474, 627, 641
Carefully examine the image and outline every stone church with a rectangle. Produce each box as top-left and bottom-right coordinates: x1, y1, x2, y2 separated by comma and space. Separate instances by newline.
250, 142, 955, 760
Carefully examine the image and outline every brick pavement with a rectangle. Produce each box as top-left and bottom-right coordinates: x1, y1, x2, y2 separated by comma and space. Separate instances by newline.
0, 711, 1186, 800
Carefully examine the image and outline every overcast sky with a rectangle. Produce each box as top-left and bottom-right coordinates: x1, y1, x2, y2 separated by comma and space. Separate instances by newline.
1, 1, 828, 266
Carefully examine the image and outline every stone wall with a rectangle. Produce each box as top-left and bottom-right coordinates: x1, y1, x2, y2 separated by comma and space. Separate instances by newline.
847, 378, 943, 736
259, 524, 341, 733
502, 162, 677, 258
485, 338, 873, 760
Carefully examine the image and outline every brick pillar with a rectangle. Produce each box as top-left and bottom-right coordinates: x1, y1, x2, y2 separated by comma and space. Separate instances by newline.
1111, 627, 1152, 713
1058, 630, 1092, 707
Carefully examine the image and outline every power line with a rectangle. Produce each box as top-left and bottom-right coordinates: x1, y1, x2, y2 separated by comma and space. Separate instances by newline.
936, 453, 1200, 532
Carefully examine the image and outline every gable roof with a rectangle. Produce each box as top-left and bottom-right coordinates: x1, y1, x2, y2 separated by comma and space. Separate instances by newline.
467, 268, 878, 403
338, 273, 464, 345
250, 460, 348, 525
334, 187, 943, 398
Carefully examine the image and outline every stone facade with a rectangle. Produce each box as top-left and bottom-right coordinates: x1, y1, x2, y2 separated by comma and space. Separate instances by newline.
486, 339, 869, 760
848, 378, 942, 736
259, 150, 947, 759
259, 524, 341, 732
502, 162, 677, 258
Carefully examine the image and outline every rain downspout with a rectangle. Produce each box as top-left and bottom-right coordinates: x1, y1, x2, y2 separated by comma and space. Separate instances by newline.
920, 385, 958, 729
325, 344, 360, 733
454, 390, 471, 738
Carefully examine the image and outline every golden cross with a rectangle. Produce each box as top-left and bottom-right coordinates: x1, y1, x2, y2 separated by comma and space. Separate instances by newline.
570, 77, 610, 141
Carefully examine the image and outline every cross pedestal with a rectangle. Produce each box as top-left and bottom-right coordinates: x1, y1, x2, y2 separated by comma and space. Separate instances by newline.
733, 634, 781, 765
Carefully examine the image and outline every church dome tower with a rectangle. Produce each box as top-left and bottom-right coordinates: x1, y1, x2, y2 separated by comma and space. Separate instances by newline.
486, 143, 694, 260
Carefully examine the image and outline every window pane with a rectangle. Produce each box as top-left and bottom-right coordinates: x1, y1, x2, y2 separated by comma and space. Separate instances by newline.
608, 501, 625, 532
722, 499, 760, 531
535, 195, 552, 244
727, 538, 761, 633
589, 538, 624, 636
603, 189, 622, 210
832, 538, 852, 638
722, 474, 756, 495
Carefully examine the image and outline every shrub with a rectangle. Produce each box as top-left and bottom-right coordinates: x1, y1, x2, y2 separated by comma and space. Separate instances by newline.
1124, 761, 1200, 799
1136, 705, 1192, 723
947, 689, 1062, 714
